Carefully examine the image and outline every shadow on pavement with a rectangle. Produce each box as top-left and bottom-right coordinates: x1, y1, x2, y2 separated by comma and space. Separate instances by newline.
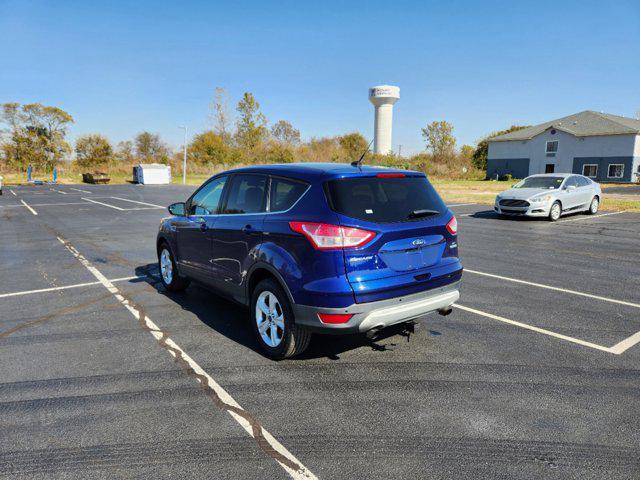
467, 210, 551, 222
134, 263, 407, 361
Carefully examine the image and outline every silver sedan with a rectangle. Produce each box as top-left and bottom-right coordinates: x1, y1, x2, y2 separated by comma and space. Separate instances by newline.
494, 173, 602, 221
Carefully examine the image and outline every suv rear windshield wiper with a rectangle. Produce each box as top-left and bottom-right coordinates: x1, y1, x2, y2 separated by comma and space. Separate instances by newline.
407, 209, 440, 219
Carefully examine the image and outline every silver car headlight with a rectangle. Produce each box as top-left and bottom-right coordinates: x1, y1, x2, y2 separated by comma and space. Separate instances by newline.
530, 194, 553, 203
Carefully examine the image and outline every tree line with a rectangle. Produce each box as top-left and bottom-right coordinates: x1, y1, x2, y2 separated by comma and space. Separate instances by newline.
0, 91, 527, 179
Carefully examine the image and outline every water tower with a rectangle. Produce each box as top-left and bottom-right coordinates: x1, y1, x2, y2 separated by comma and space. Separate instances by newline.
369, 85, 400, 154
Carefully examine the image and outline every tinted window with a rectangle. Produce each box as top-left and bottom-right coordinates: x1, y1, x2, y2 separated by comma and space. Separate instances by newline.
326, 176, 446, 223
188, 175, 228, 215
564, 176, 579, 188
576, 176, 591, 187
270, 177, 308, 212
513, 176, 564, 189
222, 174, 267, 214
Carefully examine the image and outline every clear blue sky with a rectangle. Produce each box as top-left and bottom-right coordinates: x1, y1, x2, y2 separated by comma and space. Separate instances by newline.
1, 0, 639, 155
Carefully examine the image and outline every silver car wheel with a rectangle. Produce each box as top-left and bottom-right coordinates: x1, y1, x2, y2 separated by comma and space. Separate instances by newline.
590, 197, 599, 214
550, 203, 561, 221
160, 249, 173, 285
255, 291, 284, 348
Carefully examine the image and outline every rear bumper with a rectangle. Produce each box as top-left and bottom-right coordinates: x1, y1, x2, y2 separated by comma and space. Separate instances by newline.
293, 281, 460, 334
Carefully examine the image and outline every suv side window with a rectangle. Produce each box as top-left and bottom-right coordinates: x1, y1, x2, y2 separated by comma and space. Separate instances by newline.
270, 177, 308, 212
188, 175, 228, 215
222, 174, 267, 214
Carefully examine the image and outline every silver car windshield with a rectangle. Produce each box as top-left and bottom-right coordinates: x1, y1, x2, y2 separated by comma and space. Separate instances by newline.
513, 177, 564, 189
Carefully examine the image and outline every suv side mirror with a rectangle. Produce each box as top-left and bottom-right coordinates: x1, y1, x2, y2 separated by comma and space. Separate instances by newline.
168, 202, 185, 216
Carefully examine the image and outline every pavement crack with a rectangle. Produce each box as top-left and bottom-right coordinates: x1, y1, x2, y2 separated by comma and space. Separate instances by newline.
130, 300, 304, 473
0, 292, 112, 339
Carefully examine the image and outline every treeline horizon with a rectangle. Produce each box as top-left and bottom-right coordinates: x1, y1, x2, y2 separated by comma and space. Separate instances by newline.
0, 89, 527, 180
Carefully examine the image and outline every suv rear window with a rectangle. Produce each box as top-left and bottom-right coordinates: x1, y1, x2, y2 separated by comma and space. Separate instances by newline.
326, 176, 446, 223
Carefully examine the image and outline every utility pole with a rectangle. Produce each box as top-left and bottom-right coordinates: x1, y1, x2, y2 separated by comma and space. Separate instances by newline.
398, 144, 402, 157
179, 126, 187, 184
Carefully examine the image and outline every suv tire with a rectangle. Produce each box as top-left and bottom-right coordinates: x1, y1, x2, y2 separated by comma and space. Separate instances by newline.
158, 243, 190, 292
251, 278, 311, 360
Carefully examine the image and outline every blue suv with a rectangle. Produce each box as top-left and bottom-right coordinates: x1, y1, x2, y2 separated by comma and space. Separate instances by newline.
157, 163, 462, 359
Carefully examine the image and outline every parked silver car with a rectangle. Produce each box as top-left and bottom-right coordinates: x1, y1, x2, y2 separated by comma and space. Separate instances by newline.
494, 173, 602, 221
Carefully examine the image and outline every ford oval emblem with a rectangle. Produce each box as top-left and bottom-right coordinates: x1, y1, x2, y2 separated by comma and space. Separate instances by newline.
412, 239, 426, 247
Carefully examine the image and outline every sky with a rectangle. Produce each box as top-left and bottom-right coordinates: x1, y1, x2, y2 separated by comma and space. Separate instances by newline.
1, 0, 639, 155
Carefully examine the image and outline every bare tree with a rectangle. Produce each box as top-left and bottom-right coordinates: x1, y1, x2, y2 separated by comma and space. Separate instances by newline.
271, 120, 301, 145
115, 140, 135, 163
211, 87, 232, 142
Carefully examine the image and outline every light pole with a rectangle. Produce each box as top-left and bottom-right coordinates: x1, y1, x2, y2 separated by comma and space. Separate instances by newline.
179, 125, 187, 184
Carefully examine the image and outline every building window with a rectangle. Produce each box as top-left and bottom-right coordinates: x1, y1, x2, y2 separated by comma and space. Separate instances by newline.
545, 141, 558, 153
582, 164, 598, 178
608, 164, 624, 179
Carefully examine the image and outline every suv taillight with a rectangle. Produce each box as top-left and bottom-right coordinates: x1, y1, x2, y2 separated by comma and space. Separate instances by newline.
289, 222, 375, 250
446, 216, 458, 235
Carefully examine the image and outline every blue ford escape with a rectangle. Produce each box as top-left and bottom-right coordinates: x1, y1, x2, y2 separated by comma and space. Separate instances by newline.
157, 163, 462, 359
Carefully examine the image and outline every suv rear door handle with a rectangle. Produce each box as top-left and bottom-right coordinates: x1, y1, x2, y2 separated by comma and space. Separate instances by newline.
242, 224, 261, 235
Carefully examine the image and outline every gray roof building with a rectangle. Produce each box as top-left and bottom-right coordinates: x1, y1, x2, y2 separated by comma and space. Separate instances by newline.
487, 111, 640, 183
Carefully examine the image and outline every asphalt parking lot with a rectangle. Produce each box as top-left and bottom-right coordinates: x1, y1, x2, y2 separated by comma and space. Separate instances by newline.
1, 183, 640, 479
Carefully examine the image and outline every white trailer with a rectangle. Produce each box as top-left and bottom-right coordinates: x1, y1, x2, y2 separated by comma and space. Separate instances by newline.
133, 164, 171, 185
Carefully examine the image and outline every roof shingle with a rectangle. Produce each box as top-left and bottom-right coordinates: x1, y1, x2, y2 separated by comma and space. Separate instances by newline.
489, 111, 640, 142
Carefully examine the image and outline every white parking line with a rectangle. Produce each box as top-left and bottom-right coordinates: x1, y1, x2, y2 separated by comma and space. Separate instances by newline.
465, 269, 640, 309
0, 202, 92, 209
70, 187, 91, 193
447, 203, 476, 207
455, 303, 615, 353
110, 196, 165, 209
609, 331, 640, 355
31, 201, 92, 207
554, 211, 627, 224
20, 199, 37, 215
124, 207, 165, 211
9, 189, 16, 196
0, 276, 140, 299
57, 236, 317, 480
81, 197, 125, 210
51, 188, 67, 195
